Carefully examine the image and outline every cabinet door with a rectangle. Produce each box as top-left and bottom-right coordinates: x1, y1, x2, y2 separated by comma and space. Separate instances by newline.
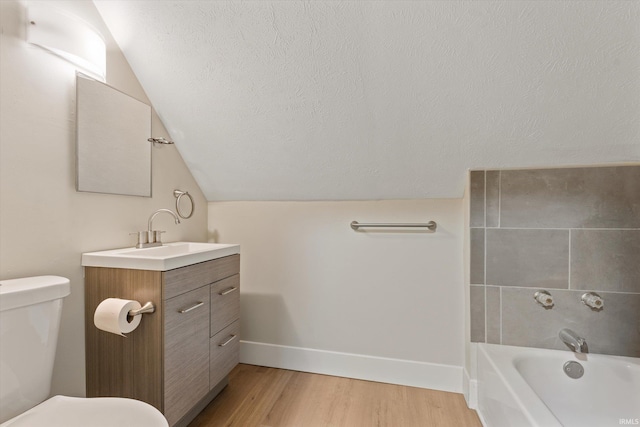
210, 274, 240, 337
164, 286, 210, 426
210, 320, 240, 389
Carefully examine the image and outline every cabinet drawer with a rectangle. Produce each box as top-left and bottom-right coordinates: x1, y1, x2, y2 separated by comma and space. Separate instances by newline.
164, 286, 210, 426
164, 254, 240, 300
210, 275, 240, 337
210, 321, 239, 389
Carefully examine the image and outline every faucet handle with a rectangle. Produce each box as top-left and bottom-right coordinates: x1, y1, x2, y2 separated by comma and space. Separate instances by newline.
130, 231, 149, 247
581, 292, 604, 310
534, 290, 554, 307
152, 230, 165, 244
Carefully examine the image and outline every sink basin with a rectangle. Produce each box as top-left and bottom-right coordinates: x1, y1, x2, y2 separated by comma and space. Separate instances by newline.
82, 242, 240, 271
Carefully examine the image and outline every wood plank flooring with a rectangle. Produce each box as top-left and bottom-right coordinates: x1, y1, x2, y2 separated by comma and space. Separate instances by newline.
189, 364, 482, 427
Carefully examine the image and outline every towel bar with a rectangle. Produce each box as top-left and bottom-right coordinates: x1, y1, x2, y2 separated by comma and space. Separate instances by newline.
350, 220, 437, 231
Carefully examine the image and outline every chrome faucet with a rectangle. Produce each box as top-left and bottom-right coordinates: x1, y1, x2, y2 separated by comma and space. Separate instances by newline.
559, 328, 588, 353
132, 209, 181, 248
148, 209, 180, 235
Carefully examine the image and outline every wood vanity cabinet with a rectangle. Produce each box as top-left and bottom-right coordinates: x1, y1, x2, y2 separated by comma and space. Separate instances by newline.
85, 254, 240, 427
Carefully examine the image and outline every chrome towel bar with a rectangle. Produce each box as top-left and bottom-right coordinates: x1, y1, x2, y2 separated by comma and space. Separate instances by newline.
350, 220, 437, 231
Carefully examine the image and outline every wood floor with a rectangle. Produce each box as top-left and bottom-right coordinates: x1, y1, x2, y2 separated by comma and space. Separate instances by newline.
189, 364, 482, 427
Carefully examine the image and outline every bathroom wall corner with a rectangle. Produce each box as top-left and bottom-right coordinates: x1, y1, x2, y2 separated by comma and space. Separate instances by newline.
463, 171, 473, 381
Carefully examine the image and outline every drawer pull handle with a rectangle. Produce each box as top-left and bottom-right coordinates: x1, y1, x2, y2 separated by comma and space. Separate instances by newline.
218, 334, 237, 347
219, 286, 238, 296
178, 301, 204, 314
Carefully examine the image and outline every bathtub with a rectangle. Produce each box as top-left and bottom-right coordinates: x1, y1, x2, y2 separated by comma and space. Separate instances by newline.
476, 343, 640, 427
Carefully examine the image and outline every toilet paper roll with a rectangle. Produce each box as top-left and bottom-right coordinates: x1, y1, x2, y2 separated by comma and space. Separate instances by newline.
94, 298, 142, 336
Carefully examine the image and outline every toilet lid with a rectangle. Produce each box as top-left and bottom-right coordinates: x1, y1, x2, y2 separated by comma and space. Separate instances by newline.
1, 395, 168, 427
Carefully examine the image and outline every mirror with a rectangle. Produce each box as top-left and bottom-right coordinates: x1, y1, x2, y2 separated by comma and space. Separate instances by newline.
76, 73, 152, 197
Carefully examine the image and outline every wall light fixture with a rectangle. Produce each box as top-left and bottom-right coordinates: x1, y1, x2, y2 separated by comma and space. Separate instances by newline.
27, 6, 106, 80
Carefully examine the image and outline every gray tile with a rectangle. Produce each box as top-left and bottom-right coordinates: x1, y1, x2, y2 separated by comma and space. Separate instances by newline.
500, 166, 640, 228
501, 288, 640, 357
470, 285, 485, 343
470, 228, 485, 284
486, 229, 569, 288
501, 287, 566, 351
486, 286, 501, 344
571, 230, 640, 293
486, 171, 500, 228
470, 171, 485, 227
577, 291, 640, 357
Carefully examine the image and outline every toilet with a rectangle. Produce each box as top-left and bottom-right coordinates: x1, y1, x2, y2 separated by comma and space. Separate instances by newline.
0, 276, 168, 427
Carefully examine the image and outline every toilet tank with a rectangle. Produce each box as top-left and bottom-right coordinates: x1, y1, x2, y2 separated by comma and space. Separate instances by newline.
0, 276, 70, 423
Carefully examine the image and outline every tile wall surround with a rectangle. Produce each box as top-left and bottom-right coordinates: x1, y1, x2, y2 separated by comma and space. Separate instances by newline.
469, 165, 640, 357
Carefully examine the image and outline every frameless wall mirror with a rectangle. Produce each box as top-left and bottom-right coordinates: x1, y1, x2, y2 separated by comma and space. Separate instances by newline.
76, 73, 152, 197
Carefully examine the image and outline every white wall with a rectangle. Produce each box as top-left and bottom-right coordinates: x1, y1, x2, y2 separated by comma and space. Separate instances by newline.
0, 0, 208, 396
209, 199, 466, 391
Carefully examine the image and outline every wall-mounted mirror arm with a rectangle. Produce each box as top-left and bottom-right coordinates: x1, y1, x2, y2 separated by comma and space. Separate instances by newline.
148, 137, 174, 146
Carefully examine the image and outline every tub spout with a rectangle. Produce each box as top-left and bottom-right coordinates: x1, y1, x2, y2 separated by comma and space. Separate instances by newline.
559, 328, 588, 353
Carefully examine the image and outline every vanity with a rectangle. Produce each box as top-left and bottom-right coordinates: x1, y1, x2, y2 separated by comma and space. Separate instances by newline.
82, 242, 240, 427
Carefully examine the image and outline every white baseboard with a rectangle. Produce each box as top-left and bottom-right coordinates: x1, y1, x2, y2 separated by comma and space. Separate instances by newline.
463, 368, 478, 409
239, 340, 463, 393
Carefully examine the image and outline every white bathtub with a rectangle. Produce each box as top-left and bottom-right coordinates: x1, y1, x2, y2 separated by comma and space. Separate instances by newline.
477, 343, 640, 427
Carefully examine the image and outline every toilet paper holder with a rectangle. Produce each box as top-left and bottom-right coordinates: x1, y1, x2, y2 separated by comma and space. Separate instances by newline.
128, 301, 155, 317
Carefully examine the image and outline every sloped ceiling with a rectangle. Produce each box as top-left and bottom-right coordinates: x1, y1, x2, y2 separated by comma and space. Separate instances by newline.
94, 1, 639, 201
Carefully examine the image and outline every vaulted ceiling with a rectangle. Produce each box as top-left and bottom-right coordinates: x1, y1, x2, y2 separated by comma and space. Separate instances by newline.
94, 1, 639, 201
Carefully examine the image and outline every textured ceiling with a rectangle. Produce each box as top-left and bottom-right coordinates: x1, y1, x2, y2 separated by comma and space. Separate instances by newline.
94, 1, 640, 201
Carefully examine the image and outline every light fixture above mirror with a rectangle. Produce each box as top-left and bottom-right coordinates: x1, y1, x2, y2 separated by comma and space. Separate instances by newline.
27, 6, 106, 81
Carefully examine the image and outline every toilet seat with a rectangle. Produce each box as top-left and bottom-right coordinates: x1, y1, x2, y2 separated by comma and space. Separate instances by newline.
0, 395, 168, 427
